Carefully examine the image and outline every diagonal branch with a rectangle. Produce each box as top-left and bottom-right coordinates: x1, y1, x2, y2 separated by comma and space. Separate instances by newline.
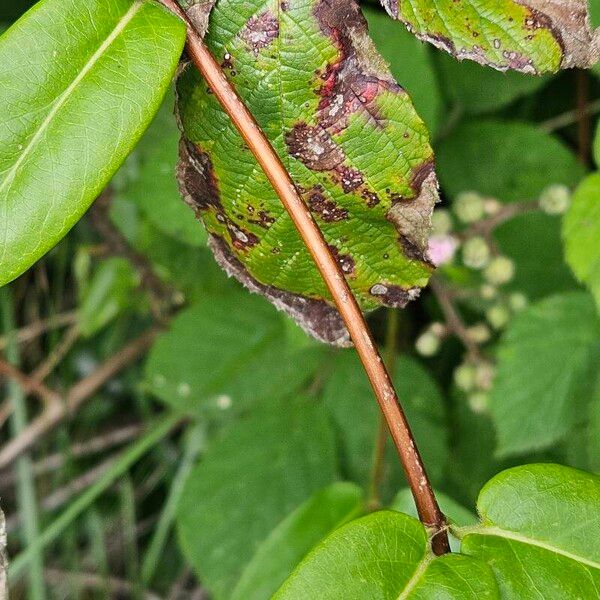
156, 0, 449, 553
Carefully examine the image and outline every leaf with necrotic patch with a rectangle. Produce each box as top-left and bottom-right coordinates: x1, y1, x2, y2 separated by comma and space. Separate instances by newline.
176, 0, 438, 345
379, 0, 600, 74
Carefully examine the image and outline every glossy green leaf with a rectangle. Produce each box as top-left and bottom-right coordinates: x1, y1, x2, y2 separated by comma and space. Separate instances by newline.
275, 511, 499, 599
176, 395, 337, 599
563, 173, 600, 310
364, 7, 443, 133
437, 120, 582, 298
0, 0, 186, 286
231, 483, 363, 600
379, 0, 599, 74
490, 293, 600, 457
177, 0, 439, 344
323, 351, 447, 498
460, 464, 600, 598
145, 291, 324, 414
114, 88, 206, 247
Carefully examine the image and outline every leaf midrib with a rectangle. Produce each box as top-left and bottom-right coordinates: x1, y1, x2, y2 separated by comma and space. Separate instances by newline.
463, 525, 600, 569
0, 0, 142, 199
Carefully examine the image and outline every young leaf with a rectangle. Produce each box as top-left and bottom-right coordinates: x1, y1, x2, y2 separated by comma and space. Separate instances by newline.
460, 464, 600, 598
274, 511, 499, 599
176, 395, 337, 599
563, 173, 600, 310
379, 0, 600, 74
176, 0, 439, 345
490, 292, 600, 457
231, 483, 363, 600
0, 0, 185, 287
145, 291, 324, 414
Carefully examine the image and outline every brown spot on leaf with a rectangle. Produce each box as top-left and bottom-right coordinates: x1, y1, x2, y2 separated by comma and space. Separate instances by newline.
307, 189, 349, 222
370, 283, 421, 308
286, 123, 345, 171
328, 244, 355, 274
335, 166, 363, 193
240, 10, 279, 55
248, 210, 276, 229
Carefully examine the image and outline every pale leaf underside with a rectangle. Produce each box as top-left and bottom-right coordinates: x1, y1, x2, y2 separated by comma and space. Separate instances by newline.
176, 0, 438, 345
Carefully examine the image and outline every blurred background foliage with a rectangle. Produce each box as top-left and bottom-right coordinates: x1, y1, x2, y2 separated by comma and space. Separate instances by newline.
1, 0, 600, 598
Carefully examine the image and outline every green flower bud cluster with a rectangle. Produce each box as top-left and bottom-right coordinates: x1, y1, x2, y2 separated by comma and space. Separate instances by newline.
415, 322, 447, 357
539, 184, 571, 215
454, 360, 496, 414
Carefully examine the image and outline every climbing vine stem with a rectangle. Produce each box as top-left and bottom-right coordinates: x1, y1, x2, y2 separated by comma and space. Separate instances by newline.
157, 0, 449, 554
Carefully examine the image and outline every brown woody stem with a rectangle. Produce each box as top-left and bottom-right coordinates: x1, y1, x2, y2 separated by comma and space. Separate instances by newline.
158, 0, 449, 554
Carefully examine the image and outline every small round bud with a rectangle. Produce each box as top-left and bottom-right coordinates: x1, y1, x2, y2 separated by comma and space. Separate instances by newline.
468, 392, 490, 414
486, 303, 510, 330
429, 321, 447, 338
479, 284, 498, 300
484, 256, 515, 285
462, 236, 490, 269
539, 184, 571, 215
431, 209, 453, 235
454, 191, 485, 223
415, 332, 441, 357
466, 323, 492, 344
428, 234, 459, 266
475, 361, 496, 391
508, 292, 528, 313
483, 198, 502, 216
454, 363, 477, 392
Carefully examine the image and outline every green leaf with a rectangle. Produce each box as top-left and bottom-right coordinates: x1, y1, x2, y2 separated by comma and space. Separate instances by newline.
145, 291, 324, 414
176, 395, 337, 599
114, 88, 207, 248
0, 0, 185, 287
177, 0, 438, 344
490, 292, 600, 457
78, 257, 140, 337
323, 352, 447, 498
434, 52, 549, 115
563, 173, 600, 310
379, 0, 599, 74
364, 7, 443, 133
275, 511, 499, 599
460, 464, 600, 598
437, 120, 582, 298
231, 483, 363, 600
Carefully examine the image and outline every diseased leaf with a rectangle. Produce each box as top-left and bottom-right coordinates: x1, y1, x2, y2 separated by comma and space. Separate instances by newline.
0, 0, 186, 286
176, 0, 439, 345
379, 0, 600, 74
460, 464, 600, 598
563, 173, 600, 310
490, 292, 600, 457
176, 395, 337, 600
274, 511, 499, 599
231, 483, 363, 600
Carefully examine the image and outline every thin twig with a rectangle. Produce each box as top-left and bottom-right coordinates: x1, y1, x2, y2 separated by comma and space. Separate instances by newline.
30, 324, 80, 383
0, 424, 143, 487
575, 69, 591, 166
539, 98, 600, 133
430, 278, 480, 361
157, 0, 448, 553
0, 329, 157, 469
458, 201, 539, 239
367, 309, 399, 511
0, 311, 77, 352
